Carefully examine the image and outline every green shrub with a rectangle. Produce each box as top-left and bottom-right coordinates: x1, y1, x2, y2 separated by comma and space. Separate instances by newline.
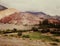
22, 35, 30, 38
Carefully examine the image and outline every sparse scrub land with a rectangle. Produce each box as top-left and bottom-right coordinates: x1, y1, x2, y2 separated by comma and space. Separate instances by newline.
0, 19, 60, 46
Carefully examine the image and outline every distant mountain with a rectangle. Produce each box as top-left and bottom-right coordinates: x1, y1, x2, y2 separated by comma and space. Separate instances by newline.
25, 11, 60, 20
0, 5, 8, 11
52, 15, 60, 20
23, 11, 52, 19
25, 11, 47, 15
0, 8, 60, 25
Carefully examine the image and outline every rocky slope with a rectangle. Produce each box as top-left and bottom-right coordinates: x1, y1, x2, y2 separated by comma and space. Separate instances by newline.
0, 8, 60, 25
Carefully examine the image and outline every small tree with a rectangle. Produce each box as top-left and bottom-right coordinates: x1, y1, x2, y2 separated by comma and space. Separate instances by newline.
42, 19, 49, 25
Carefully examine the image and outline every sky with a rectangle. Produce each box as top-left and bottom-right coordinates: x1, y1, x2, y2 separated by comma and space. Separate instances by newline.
0, 0, 60, 16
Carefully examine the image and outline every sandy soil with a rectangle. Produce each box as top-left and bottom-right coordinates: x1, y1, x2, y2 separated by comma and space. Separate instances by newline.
0, 36, 52, 46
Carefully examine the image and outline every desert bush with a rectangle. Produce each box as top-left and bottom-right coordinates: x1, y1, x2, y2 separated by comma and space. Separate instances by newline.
52, 39, 60, 42
0, 31, 2, 34
40, 29, 49, 33
10, 35, 14, 37
50, 31, 60, 34
4, 34, 8, 36
32, 27, 38, 32
22, 35, 30, 38
12, 28, 17, 32
50, 43, 58, 46
17, 31, 22, 36
53, 34, 60, 36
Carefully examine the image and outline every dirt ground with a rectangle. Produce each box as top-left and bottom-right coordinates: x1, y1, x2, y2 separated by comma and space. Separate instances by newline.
0, 36, 60, 46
